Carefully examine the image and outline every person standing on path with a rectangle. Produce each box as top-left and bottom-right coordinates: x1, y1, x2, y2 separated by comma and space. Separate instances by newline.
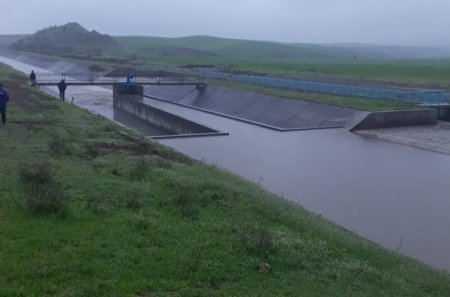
29, 70, 37, 86
0, 83, 10, 124
57, 79, 67, 101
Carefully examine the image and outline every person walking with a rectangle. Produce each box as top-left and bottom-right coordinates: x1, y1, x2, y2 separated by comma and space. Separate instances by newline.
57, 79, 67, 101
29, 70, 37, 86
0, 83, 10, 124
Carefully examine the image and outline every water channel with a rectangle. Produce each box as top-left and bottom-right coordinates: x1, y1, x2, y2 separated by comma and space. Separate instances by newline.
1, 55, 450, 272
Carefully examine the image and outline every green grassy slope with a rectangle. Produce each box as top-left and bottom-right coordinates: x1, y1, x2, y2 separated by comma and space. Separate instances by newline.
115, 35, 355, 59
114, 36, 450, 88
1, 63, 450, 296
7, 32, 450, 89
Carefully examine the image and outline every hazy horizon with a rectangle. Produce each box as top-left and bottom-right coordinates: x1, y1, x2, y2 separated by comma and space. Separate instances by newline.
2, 0, 450, 48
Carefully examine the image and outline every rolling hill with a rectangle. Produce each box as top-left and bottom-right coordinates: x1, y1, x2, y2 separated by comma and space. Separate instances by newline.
115, 35, 450, 60
4, 22, 449, 62
9, 23, 119, 56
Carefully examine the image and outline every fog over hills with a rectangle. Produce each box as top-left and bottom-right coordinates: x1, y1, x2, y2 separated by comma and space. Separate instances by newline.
1, 23, 449, 60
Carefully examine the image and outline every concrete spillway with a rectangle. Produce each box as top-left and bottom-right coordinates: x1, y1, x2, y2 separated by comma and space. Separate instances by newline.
143, 85, 360, 130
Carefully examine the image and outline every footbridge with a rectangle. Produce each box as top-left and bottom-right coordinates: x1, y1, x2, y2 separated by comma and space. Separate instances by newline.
33, 72, 206, 87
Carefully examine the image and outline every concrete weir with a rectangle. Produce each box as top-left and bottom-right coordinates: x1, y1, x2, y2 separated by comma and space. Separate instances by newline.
113, 84, 228, 139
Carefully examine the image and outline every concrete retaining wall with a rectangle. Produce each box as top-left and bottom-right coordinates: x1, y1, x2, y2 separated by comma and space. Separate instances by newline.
350, 109, 438, 131
113, 84, 217, 135
437, 107, 450, 121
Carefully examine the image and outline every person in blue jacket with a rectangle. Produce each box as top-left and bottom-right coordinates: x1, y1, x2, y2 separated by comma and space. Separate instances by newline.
0, 83, 10, 124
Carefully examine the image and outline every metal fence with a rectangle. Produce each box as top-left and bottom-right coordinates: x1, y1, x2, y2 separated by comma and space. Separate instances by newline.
34, 73, 105, 84
200, 70, 448, 105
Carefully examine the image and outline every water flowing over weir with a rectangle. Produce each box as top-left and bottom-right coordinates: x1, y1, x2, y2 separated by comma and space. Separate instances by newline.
1, 55, 450, 272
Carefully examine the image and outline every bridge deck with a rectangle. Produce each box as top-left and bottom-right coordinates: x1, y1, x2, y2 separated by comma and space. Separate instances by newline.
33, 72, 205, 87
36, 81, 206, 87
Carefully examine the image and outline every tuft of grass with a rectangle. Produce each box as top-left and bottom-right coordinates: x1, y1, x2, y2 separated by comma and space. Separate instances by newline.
85, 194, 108, 215
150, 157, 172, 169
134, 210, 150, 230
129, 157, 150, 180
238, 224, 277, 258
48, 137, 73, 157
126, 191, 143, 210
18, 159, 69, 217
173, 185, 198, 218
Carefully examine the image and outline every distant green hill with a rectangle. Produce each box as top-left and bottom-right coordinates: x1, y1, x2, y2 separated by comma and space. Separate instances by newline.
10, 23, 119, 56
115, 35, 353, 60
115, 35, 450, 60
6, 23, 450, 63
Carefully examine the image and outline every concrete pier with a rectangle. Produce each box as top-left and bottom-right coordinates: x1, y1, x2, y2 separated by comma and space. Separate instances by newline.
113, 84, 226, 137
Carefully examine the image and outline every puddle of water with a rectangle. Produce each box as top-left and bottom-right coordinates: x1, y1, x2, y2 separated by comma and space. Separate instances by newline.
2, 55, 450, 272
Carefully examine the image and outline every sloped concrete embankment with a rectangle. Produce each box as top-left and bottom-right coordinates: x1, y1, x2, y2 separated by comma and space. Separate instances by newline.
350, 109, 438, 131
0, 52, 104, 74
113, 84, 223, 138
143, 85, 360, 131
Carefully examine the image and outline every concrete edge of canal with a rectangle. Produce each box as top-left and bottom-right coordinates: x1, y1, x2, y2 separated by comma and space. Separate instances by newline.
349, 109, 439, 131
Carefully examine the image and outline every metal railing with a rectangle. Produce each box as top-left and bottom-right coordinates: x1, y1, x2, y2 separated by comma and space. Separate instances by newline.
200, 69, 449, 106
33, 72, 205, 86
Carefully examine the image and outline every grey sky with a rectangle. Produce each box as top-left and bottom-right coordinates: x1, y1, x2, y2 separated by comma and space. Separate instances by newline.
2, 0, 450, 46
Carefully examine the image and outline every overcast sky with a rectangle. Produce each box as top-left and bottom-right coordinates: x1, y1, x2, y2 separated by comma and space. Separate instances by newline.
2, 0, 449, 47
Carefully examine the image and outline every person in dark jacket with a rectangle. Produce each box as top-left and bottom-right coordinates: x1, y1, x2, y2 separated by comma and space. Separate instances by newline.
57, 79, 67, 101
0, 83, 10, 124
29, 70, 37, 86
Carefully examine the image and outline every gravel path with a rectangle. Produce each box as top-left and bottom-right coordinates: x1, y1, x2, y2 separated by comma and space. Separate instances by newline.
355, 121, 450, 155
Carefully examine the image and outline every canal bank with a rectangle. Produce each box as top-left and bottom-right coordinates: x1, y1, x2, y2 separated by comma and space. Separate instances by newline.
3, 63, 450, 296
1, 55, 450, 272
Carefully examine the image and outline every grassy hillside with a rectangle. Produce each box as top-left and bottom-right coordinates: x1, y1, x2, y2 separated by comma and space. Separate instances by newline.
116, 36, 348, 59
7, 29, 450, 89
1, 63, 450, 296
115, 35, 450, 60
113, 36, 450, 88
9, 23, 118, 57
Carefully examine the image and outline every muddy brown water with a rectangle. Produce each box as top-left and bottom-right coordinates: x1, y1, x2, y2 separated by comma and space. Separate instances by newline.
2, 55, 450, 272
